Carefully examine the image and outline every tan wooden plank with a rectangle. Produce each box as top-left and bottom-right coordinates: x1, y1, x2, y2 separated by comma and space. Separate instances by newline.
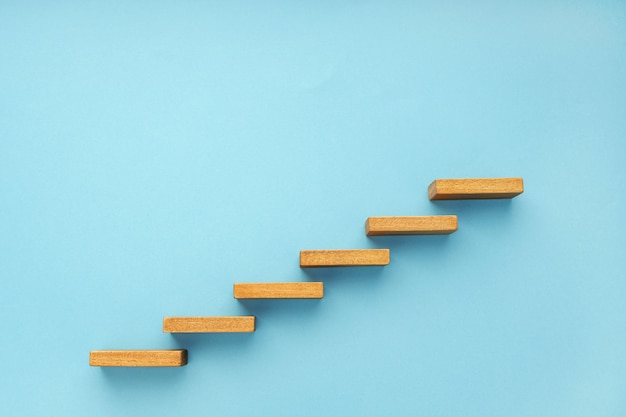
234, 282, 324, 299
428, 178, 524, 200
89, 350, 188, 367
300, 249, 389, 267
365, 215, 458, 236
163, 316, 255, 333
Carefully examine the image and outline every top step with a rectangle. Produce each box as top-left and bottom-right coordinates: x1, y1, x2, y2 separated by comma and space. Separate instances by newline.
428, 178, 524, 200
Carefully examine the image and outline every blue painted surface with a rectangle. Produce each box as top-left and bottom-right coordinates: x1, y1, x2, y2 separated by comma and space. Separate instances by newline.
1, 1, 625, 415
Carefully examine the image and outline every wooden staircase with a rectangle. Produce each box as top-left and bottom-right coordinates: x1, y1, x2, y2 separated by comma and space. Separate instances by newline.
90, 177, 523, 367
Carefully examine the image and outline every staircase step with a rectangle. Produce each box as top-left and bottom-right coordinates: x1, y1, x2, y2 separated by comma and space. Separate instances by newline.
234, 282, 323, 299
300, 249, 389, 267
428, 178, 524, 200
89, 349, 188, 367
163, 316, 255, 333
365, 215, 458, 236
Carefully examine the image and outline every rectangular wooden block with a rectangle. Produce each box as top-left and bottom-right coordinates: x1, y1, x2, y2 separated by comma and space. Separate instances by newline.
234, 282, 324, 299
365, 215, 458, 236
428, 178, 524, 200
300, 249, 390, 267
89, 350, 188, 367
163, 316, 255, 333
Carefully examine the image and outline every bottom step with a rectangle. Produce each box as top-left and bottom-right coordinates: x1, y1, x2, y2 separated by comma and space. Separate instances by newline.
89, 349, 188, 367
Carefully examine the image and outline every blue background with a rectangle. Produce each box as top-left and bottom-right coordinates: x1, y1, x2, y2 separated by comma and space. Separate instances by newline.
1, 1, 625, 415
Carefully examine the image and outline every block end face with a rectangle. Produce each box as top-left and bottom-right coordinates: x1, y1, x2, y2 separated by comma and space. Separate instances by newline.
179, 350, 189, 366
427, 180, 439, 200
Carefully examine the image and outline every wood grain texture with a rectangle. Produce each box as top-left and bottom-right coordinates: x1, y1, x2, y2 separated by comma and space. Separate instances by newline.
234, 282, 324, 299
89, 350, 188, 367
428, 178, 524, 200
163, 316, 255, 333
365, 215, 458, 236
300, 249, 390, 267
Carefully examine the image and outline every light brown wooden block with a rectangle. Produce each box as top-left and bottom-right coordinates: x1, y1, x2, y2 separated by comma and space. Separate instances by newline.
428, 178, 524, 200
234, 282, 324, 299
300, 249, 390, 267
365, 215, 458, 236
89, 350, 188, 367
163, 316, 255, 333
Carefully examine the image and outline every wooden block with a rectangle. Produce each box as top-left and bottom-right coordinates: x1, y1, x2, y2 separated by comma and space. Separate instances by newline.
365, 215, 458, 236
300, 249, 390, 267
163, 316, 255, 333
428, 178, 524, 200
89, 350, 188, 367
234, 282, 324, 299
